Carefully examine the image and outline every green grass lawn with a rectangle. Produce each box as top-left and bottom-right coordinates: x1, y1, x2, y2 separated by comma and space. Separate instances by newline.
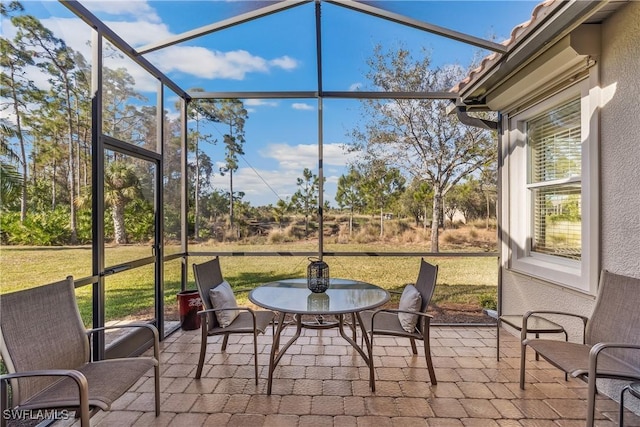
1, 242, 497, 326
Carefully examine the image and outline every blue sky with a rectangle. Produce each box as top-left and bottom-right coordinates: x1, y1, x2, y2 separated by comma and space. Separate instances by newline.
9, 1, 539, 207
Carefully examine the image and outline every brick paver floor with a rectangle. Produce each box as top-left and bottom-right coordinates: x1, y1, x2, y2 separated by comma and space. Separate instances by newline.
58, 325, 640, 426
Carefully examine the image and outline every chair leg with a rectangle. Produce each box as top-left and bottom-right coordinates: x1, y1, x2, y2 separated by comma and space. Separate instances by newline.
422, 338, 437, 385
368, 331, 376, 392
253, 329, 259, 385
519, 343, 527, 389
496, 318, 501, 361
195, 322, 208, 379
586, 375, 597, 427
154, 363, 161, 416
350, 313, 357, 341
563, 331, 569, 381
222, 333, 229, 351
409, 338, 418, 355
1, 378, 8, 427
620, 385, 628, 427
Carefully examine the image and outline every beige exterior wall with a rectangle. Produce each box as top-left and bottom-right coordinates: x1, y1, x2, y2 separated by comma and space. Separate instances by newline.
500, 1, 640, 340
599, 1, 640, 276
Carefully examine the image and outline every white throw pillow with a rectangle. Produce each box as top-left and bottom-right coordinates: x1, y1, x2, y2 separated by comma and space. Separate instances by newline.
209, 281, 239, 328
398, 284, 422, 333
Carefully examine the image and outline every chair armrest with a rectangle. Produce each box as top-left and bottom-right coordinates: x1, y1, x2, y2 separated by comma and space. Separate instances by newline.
233, 288, 253, 293
370, 309, 433, 326
370, 309, 433, 336
87, 323, 160, 360
0, 369, 90, 423
522, 310, 589, 343
197, 306, 255, 315
372, 308, 432, 318
586, 343, 640, 379
197, 307, 257, 328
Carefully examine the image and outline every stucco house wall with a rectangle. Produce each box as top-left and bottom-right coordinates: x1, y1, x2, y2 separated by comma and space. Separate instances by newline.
499, 0, 640, 338
599, 1, 640, 276
498, 1, 640, 411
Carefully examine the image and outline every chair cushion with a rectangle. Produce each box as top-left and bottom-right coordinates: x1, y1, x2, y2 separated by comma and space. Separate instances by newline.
209, 281, 239, 328
398, 285, 422, 333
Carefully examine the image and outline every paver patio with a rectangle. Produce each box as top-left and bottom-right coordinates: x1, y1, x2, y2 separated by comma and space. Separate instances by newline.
59, 325, 639, 426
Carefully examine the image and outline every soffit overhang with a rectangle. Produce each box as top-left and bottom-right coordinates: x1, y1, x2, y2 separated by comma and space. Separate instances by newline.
454, 0, 629, 111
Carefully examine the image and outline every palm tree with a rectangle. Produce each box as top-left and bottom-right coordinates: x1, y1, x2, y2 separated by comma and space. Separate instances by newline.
104, 160, 142, 244
0, 122, 23, 209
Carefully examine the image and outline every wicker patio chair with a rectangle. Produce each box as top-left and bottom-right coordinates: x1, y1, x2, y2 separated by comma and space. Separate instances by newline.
0, 276, 160, 427
520, 270, 640, 427
360, 258, 439, 388
192, 257, 275, 384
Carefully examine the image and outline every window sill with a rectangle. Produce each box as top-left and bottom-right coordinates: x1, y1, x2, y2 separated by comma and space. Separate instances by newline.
509, 254, 588, 293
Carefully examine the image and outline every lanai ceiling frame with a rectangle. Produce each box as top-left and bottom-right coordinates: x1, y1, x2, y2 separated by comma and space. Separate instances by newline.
64, 0, 509, 101
60, 0, 513, 262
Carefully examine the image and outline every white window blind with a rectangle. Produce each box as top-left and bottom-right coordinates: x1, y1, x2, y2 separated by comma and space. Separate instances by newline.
527, 98, 581, 260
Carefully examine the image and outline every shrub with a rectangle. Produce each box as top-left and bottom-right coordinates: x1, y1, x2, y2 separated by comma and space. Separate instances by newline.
384, 220, 411, 236
268, 229, 286, 243
400, 227, 429, 244
478, 292, 497, 310
353, 224, 379, 243
468, 227, 479, 239
1, 208, 71, 245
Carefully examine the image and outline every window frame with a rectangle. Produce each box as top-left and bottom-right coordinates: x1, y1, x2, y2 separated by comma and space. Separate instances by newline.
505, 72, 599, 293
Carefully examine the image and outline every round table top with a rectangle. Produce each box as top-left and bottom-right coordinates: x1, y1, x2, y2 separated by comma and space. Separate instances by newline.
249, 278, 390, 315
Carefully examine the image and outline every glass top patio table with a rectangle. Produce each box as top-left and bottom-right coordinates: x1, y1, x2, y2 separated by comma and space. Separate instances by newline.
249, 278, 390, 315
249, 278, 390, 394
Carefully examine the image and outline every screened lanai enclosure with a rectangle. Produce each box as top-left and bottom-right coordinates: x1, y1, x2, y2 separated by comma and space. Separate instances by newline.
1, 0, 534, 356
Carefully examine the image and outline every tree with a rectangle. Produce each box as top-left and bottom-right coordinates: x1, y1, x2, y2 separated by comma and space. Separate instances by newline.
401, 177, 432, 228
104, 160, 142, 244
292, 168, 320, 238
478, 166, 497, 229
13, 14, 84, 243
184, 89, 217, 239
352, 46, 495, 251
359, 159, 405, 237
212, 99, 247, 237
0, 122, 23, 209
0, 8, 39, 221
335, 166, 365, 235
272, 198, 292, 230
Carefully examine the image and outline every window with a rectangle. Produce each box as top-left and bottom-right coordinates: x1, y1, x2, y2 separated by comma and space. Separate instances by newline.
527, 97, 581, 260
506, 75, 599, 293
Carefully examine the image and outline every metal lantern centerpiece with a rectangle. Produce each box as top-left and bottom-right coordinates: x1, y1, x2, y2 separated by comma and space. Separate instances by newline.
307, 257, 330, 293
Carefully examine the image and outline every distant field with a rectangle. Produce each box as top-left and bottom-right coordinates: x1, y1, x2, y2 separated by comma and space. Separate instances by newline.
1, 239, 498, 326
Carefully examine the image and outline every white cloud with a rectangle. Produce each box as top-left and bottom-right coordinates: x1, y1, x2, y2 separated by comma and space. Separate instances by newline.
84, 1, 162, 24
323, 143, 359, 166
208, 163, 345, 207
149, 48, 300, 81
149, 47, 267, 80
260, 143, 354, 170
209, 166, 301, 203
349, 82, 363, 91
33, 11, 302, 92
292, 103, 314, 111
106, 20, 173, 46
205, 143, 355, 206
261, 143, 317, 170
269, 56, 299, 70
245, 99, 279, 107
